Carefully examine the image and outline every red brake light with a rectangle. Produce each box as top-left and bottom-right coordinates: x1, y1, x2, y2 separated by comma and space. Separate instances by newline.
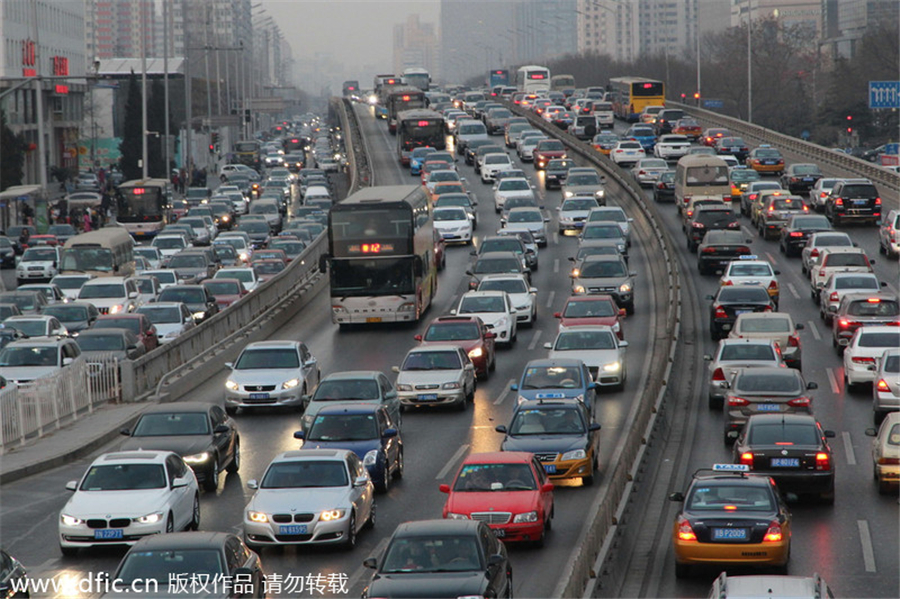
829, 292, 839, 302
677, 517, 697, 541
749, 194, 758, 201
714, 307, 728, 318
876, 379, 891, 392
728, 396, 750, 407
722, 279, 733, 286
867, 298, 881, 303
835, 198, 844, 206
763, 521, 783, 542
815, 452, 831, 471
810, 248, 819, 257
788, 335, 800, 347
740, 452, 754, 467
790, 231, 803, 237
712, 367, 726, 382
838, 319, 851, 328
852, 356, 875, 364
768, 280, 778, 290
875, 197, 882, 206
787, 396, 811, 407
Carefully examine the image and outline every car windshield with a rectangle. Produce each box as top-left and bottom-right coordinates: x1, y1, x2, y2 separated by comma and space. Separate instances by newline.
592, 210, 626, 223
147, 271, 178, 285
313, 379, 379, 401
138, 306, 181, 324
885, 355, 900, 373
735, 372, 802, 394
78, 284, 125, 299
747, 422, 819, 445
755, 149, 781, 158
79, 463, 166, 491
554, 330, 616, 350
695, 210, 735, 226
22, 248, 57, 261
254, 261, 285, 275
731, 170, 759, 182
685, 484, 775, 511
793, 216, 829, 229
116, 549, 224, 584
792, 165, 821, 175
382, 536, 484, 573
435, 195, 471, 209
825, 254, 869, 267
510, 407, 585, 434
771, 199, 803, 211
562, 199, 597, 211
402, 351, 462, 370
720, 344, 776, 361
815, 235, 852, 248
158, 289, 205, 304
434, 208, 468, 221
218, 270, 254, 283
261, 460, 348, 488
459, 295, 505, 314
453, 463, 537, 492
474, 258, 520, 274
237, 222, 269, 234
307, 413, 378, 441
499, 180, 530, 191
581, 261, 626, 277
641, 159, 667, 168
152, 237, 186, 250
424, 322, 480, 341
729, 264, 772, 277
133, 412, 210, 436
834, 276, 879, 290
168, 255, 207, 268
858, 332, 900, 348
53, 276, 91, 290
4, 320, 46, 337
563, 299, 615, 317
235, 348, 299, 369
0, 346, 58, 366
582, 226, 622, 240
43, 305, 89, 321
738, 317, 791, 333
848, 299, 900, 316
567, 174, 600, 185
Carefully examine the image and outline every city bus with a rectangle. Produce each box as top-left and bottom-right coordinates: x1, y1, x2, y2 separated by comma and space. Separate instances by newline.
489, 69, 510, 89
342, 80, 361, 99
233, 139, 261, 171
325, 185, 437, 326
608, 77, 665, 122
516, 65, 551, 93
114, 178, 170, 239
374, 74, 402, 119
551, 74, 576, 93
396, 109, 446, 165
385, 87, 427, 134
59, 227, 135, 278
402, 67, 431, 92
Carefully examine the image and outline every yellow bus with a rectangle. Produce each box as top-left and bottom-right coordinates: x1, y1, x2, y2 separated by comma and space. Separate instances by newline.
59, 227, 135, 278
608, 77, 665, 122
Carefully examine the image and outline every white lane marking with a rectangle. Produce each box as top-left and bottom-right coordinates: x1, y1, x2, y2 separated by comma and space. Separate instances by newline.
842, 431, 857, 465
527, 329, 543, 351
765, 252, 777, 263
786, 283, 800, 299
741, 225, 755, 238
807, 320, 821, 341
857, 520, 877, 572
552, 231, 559, 245
826, 368, 841, 394
436, 444, 470, 480
546, 289, 556, 308
553, 258, 560, 273
348, 537, 390, 594
494, 379, 516, 405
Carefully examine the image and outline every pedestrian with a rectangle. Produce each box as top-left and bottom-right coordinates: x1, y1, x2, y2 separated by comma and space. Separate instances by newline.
90, 208, 99, 231
83, 210, 92, 232
22, 203, 34, 227
50, 204, 60, 225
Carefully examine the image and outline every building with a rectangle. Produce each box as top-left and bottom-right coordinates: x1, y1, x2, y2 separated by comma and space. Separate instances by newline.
440, 0, 518, 83
514, 0, 578, 65
85, 0, 155, 61
392, 14, 439, 78
576, 0, 639, 62
730, 0, 821, 36
637, 0, 698, 58
820, 0, 898, 60
0, 0, 86, 187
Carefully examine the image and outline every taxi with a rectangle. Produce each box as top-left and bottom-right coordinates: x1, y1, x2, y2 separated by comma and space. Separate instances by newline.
729, 169, 761, 200
746, 145, 785, 175
720, 256, 780, 308
669, 464, 791, 578
592, 132, 619, 156
672, 118, 702, 140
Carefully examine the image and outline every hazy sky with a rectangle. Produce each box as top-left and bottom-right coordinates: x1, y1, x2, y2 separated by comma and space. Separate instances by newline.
261, 0, 441, 83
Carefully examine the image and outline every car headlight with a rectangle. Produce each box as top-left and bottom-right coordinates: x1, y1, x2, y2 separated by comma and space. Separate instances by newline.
516, 395, 528, 404
595, 190, 605, 198
363, 449, 378, 466
468, 347, 484, 359
165, 330, 181, 338
564, 191, 574, 198
225, 379, 239, 391
515, 304, 529, 312
602, 361, 621, 372
192, 311, 206, 320
247, 511, 268, 523
446, 512, 469, 520
136, 512, 163, 524
396, 383, 412, 392
282, 378, 300, 390
60, 514, 83, 526
319, 509, 346, 521
574, 285, 586, 294
496, 316, 508, 327
301, 414, 314, 428
109, 304, 124, 314
442, 382, 461, 390
561, 449, 586, 461
183, 452, 211, 464
513, 511, 538, 523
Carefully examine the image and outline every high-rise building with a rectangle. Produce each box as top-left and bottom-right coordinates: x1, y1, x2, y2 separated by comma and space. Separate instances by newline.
440, 0, 518, 83
85, 0, 155, 60
575, 0, 639, 62
637, 0, 698, 58
514, 0, 577, 65
393, 14, 438, 78
820, 0, 897, 60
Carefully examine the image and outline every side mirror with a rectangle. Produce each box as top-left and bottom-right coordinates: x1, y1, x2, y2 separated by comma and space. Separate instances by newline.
510, 383, 518, 391
439, 483, 450, 494
172, 476, 190, 488
391, 365, 400, 373
214, 424, 230, 434
247, 479, 259, 490
495, 425, 508, 434
824, 430, 836, 438
449, 309, 457, 315
224, 362, 234, 369
363, 557, 378, 570
795, 323, 805, 330
773, 270, 781, 275
66, 480, 78, 491
464, 363, 475, 371
383, 428, 398, 438
128, 291, 138, 299
807, 382, 818, 390
705, 295, 715, 300
465, 270, 474, 276
293, 430, 306, 440
864, 427, 878, 437
703, 354, 712, 361
119, 427, 131, 436
543, 342, 552, 350
869, 258, 876, 265
554, 312, 562, 318
619, 340, 629, 348
414, 334, 423, 341
62, 357, 74, 366
354, 475, 369, 487
629, 271, 638, 277
668, 491, 685, 502
587, 382, 598, 390
488, 554, 505, 567
589, 422, 602, 431
541, 483, 554, 492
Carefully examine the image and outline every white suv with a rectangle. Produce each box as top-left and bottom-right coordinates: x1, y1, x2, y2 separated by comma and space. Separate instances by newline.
16, 246, 60, 285
77, 276, 142, 314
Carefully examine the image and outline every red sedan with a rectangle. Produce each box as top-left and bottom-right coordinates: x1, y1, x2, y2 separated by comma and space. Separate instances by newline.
202, 278, 247, 310
554, 295, 626, 339
701, 127, 731, 147
415, 316, 495, 379
440, 452, 554, 546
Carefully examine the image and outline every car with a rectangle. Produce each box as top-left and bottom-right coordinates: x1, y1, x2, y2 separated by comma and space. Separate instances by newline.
707, 571, 833, 599
0, 291, 48, 316
501, 207, 548, 247
433, 206, 473, 244
723, 367, 817, 444
151, 233, 189, 259
15, 246, 59, 285
668, 464, 791, 578
517, 134, 547, 162
467, 251, 530, 290
825, 178, 882, 226
155, 285, 218, 323
808, 248, 875, 301
697, 230, 753, 276
746, 145, 785, 174
544, 325, 627, 389
832, 291, 900, 351
878, 208, 900, 258
865, 412, 900, 493
224, 340, 320, 415
872, 348, 900, 425
672, 118, 702, 140
557, 197, 600, 235
16, 282, 67, 307
511, 357, 598, 410
740, 181, 784, 217
707, 285, 775, 341
555, 294, 625, 337
715, 137, 750, 161
76, 328, 146, 368
0, 548, 28, 599
654, 134, 691, 160
778, 213, 831, 256
570, 254, 635, 314
41, 301, 99, 336
729, 168, 762, 200
496, 398, 600, 485
58, 450, 200, 556
119, 402, 239, 492
611, 140, 645, 166
492, 178, 535, 214
720, 258, 781, 307
586, 206, 633, 245
757, 194, 809, 240
654, 108, 685, 135
0, 237, 17, 268
686, 206, 740, 252
780, 163, 823, 194
625, 124, 657, 152
701, 127, 731, 146
819, 273, 885, 323
733, 413, 836, 503
91, 313, 159, 352
0, 336, 81, 385
533, 139, 567, 170
213, 266, 260, 293
268, 239, 306, 262
592, 131, 619, 156
808, 177, 842, 211
476, 273, 537, 325
201, 278, 247, 311
252, 259, 286, 283
480, 153, 514, 183
1, 314, 67, 338
705, 338, 785, 409
440, 452, 554, 545
630, 158, 669, 187
301, 370, 401, 431
434, 193, 478, 230
544, 158, 577, 189
561, 167, 606, 203
393, 345, 477, 412
140, 269, 178, 292
579, 221, 628, 258
800, 231, 854, 275
842, 326, 900, 390
362, 519, 512, 599
408, 146, 437, 175
416, 316, 496, 380
294, 403, 402, 494
136, 302, 197, 343
76, 276, 141, 315
729, 312, 802, 369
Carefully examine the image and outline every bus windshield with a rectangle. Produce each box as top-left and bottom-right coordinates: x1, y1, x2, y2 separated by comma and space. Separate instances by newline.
330, 258, 415, 296
117, 187, 164, 221
60, 247, 114, 272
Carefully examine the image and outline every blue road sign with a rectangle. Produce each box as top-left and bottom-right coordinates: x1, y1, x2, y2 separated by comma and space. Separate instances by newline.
703, 99, 724, 109
884, 143, 899, 155
869, 81, 900, 109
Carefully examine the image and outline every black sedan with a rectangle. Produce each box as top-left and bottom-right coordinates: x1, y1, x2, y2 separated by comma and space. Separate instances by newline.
778, 213, 832, 257
108, 532, 264, 598
779, 163, 823, 194
733, 414, 836, 503
120, 402, 240, 492
697, 230, 752, 275
653, 171, 676, 202
362, 520, 512, 599
544, 158, 577, 190
707, 285, 775, 340
155, 285, 220, 323
0, 549, 28, 599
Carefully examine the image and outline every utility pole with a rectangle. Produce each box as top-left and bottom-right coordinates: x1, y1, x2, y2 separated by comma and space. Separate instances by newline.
30, 0, 48, 197
141, 2, 149, 179
163, 0, 171, 177
182, 0, 192, 180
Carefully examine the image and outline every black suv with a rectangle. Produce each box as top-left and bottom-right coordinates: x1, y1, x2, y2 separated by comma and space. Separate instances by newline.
825, 178, 881, 226
686, 206, 739, 252
654, 108, 685, 135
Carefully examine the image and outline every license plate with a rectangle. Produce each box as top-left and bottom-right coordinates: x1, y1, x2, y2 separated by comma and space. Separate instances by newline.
757, 403, 780, 412
278, 525, 307, 535
543, 464, 557, 474
712, 528, 748, 540
770, 458, 800, 468
852, 199, 868, 205
493, 528, 506, 538
249, 393, 270, 400
135, 231, 145, 236
417, 394, 438, 401
734, 310, 750, 315
366, 317, 382, 323
763, 160, 776, 165
95, 529, 123, 539
803, 177, 814, 182
536, 392, 565, 399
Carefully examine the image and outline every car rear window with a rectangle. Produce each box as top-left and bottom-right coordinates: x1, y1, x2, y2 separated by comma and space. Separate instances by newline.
824, 254, 868, 267
840, 184, 877, 198
847, 300, 900, 317
738, 317, 790, 333
858, 332, 900, 348
720, 344, 776, 361
748, 422, 819, 445
718, 287, 771, 302
695, 210, 735, 227
736, 371, 802, 393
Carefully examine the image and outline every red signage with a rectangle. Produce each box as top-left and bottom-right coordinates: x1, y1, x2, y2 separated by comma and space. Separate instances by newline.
52, 56, 69, 76
21, 40, 35, 66
54, 84, 69, 95
22, 68, 36, 77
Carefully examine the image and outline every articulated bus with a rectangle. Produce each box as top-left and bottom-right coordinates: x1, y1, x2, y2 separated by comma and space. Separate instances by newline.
385, 87, 427, 134
402, 67, 431, 92
396, 109, 445, 165
325, 185, 437, 326
115, 178, 170, 239
608, 77, 665, 122
516, 65, 551, 93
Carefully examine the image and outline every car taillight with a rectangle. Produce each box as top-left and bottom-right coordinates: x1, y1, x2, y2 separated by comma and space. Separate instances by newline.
838, 319, 853, 328
657, 182, 666, 189
789, 231, 804, 237
815, 452, 831, 471
686, 210, 694, 217
722, 279, 733, 286
749, 194, 758, 201
852, 356, 875, 364
768, 205, 775, 212
763, 521, 783, 542
876, 379, 891, 392
878, 456, 900, 465
788, 335, 800, 347
738, 246, 751, 254
768, 280, 778, 290
829, 291, 839, 302
740, 452, 754, 468
714, 306, 728, 318
763, 305, 774, 312
787, 396, 811, 407
728, 396, 749, 407
810, 248, 819, 257
875, 197, 882, 206
692, 222, 705, 228
835, 198, 844, 207
712, 367, 726, 381
677, 517, 697, 541
701, 247, 717, 254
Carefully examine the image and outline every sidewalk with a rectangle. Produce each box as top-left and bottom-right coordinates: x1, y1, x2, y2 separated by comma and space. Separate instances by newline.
0, 401, 149, 484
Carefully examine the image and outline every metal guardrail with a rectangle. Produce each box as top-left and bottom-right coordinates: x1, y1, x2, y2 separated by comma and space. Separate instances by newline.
671, 101, 900, 204
506, 105, 682, 598
0, 354, 120, 453
337, 98, 372, 191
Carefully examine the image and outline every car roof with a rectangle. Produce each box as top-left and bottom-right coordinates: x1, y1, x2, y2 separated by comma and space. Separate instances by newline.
128, 531, 233, 551
524, 357, 585, 368
556, 324, 615, 334
243, 340, 301, 350
407, 345, 461, 354
5, 338, 69, 348
462, 290, 508, 299
275, 449, 349, 461
95, 450, 171, 464
745, 413, 818, 428
394, 519, 480, 537
82, 276, 129, 285
321, 370, 382, 381
314, 403, 384, 417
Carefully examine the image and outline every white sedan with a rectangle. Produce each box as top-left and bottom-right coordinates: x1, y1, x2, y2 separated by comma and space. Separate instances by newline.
476, 273, 537, 324
243, 449, 375, 549
653, 134, 691, 160
493, 178, 536, 214
452, 290, 518, 345
59, 450, 199, 556
843, 326, 900, 390
611, 140, 645, 166
215, 267, 260, 292
544, 325, 628, 390
433, 206, 473, 244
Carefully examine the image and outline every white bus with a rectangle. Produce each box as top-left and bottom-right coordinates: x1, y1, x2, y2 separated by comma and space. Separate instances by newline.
402, 67, 431, 92
516, 65, 551, 93
115, 178, 171, 239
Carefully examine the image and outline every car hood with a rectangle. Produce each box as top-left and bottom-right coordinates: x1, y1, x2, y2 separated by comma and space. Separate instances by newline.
82, 349, 129, 361
120, 435, 212, 456
458, 311, 507, 328
301, 439, 380, 460
62, 319, 92, 332
80, 297, 127, 308
229, 368, 300, 386
445, 489, 539, 515
580, 275, 630, 287
502, 434, 586, 454
495, 190, 535, 200
247, 486, 349, 513
504, 222, 543, 234
548, 348, 620, 368
367, 571, 488, 599
17, 260, 55, 269
564, 184, 603, 195
559, 209, 591, 220
63, 488, 174, 518
397, 370, 462, 386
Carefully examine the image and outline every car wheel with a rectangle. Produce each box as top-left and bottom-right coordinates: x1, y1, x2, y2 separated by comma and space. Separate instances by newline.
819, 485, 835, 505
189, 494, 200, 530
674, 562, 691, 579
457, 394, 468, 411
394, 447, 404, 479
203, 459, 219, 492
708, 395, 723, 410
343, 512, 357, 550
377, 464, 390, 494
60, 545, 78, 557
365, 502, 376, 529
226, 439, 240, 473
166, 513, 174, 533
625, 303, 635, 316
489, 354, 496, 372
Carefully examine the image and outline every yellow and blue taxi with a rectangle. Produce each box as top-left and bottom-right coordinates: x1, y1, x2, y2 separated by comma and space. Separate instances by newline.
720, 256, 780, 308
746, 145, 785, 175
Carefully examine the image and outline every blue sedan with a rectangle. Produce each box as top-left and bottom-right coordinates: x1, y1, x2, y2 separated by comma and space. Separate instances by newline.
409, 147, 437, 176
511, 358, 598, 415
626, 125, 657, 151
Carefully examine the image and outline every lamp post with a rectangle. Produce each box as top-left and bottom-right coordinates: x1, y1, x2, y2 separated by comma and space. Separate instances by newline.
747, 0, 753, 123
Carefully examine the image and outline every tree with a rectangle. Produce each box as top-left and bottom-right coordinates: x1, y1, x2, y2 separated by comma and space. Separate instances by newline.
118, 72, 143, 180
147, 79, 173, 178
0, 109, 26, 192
